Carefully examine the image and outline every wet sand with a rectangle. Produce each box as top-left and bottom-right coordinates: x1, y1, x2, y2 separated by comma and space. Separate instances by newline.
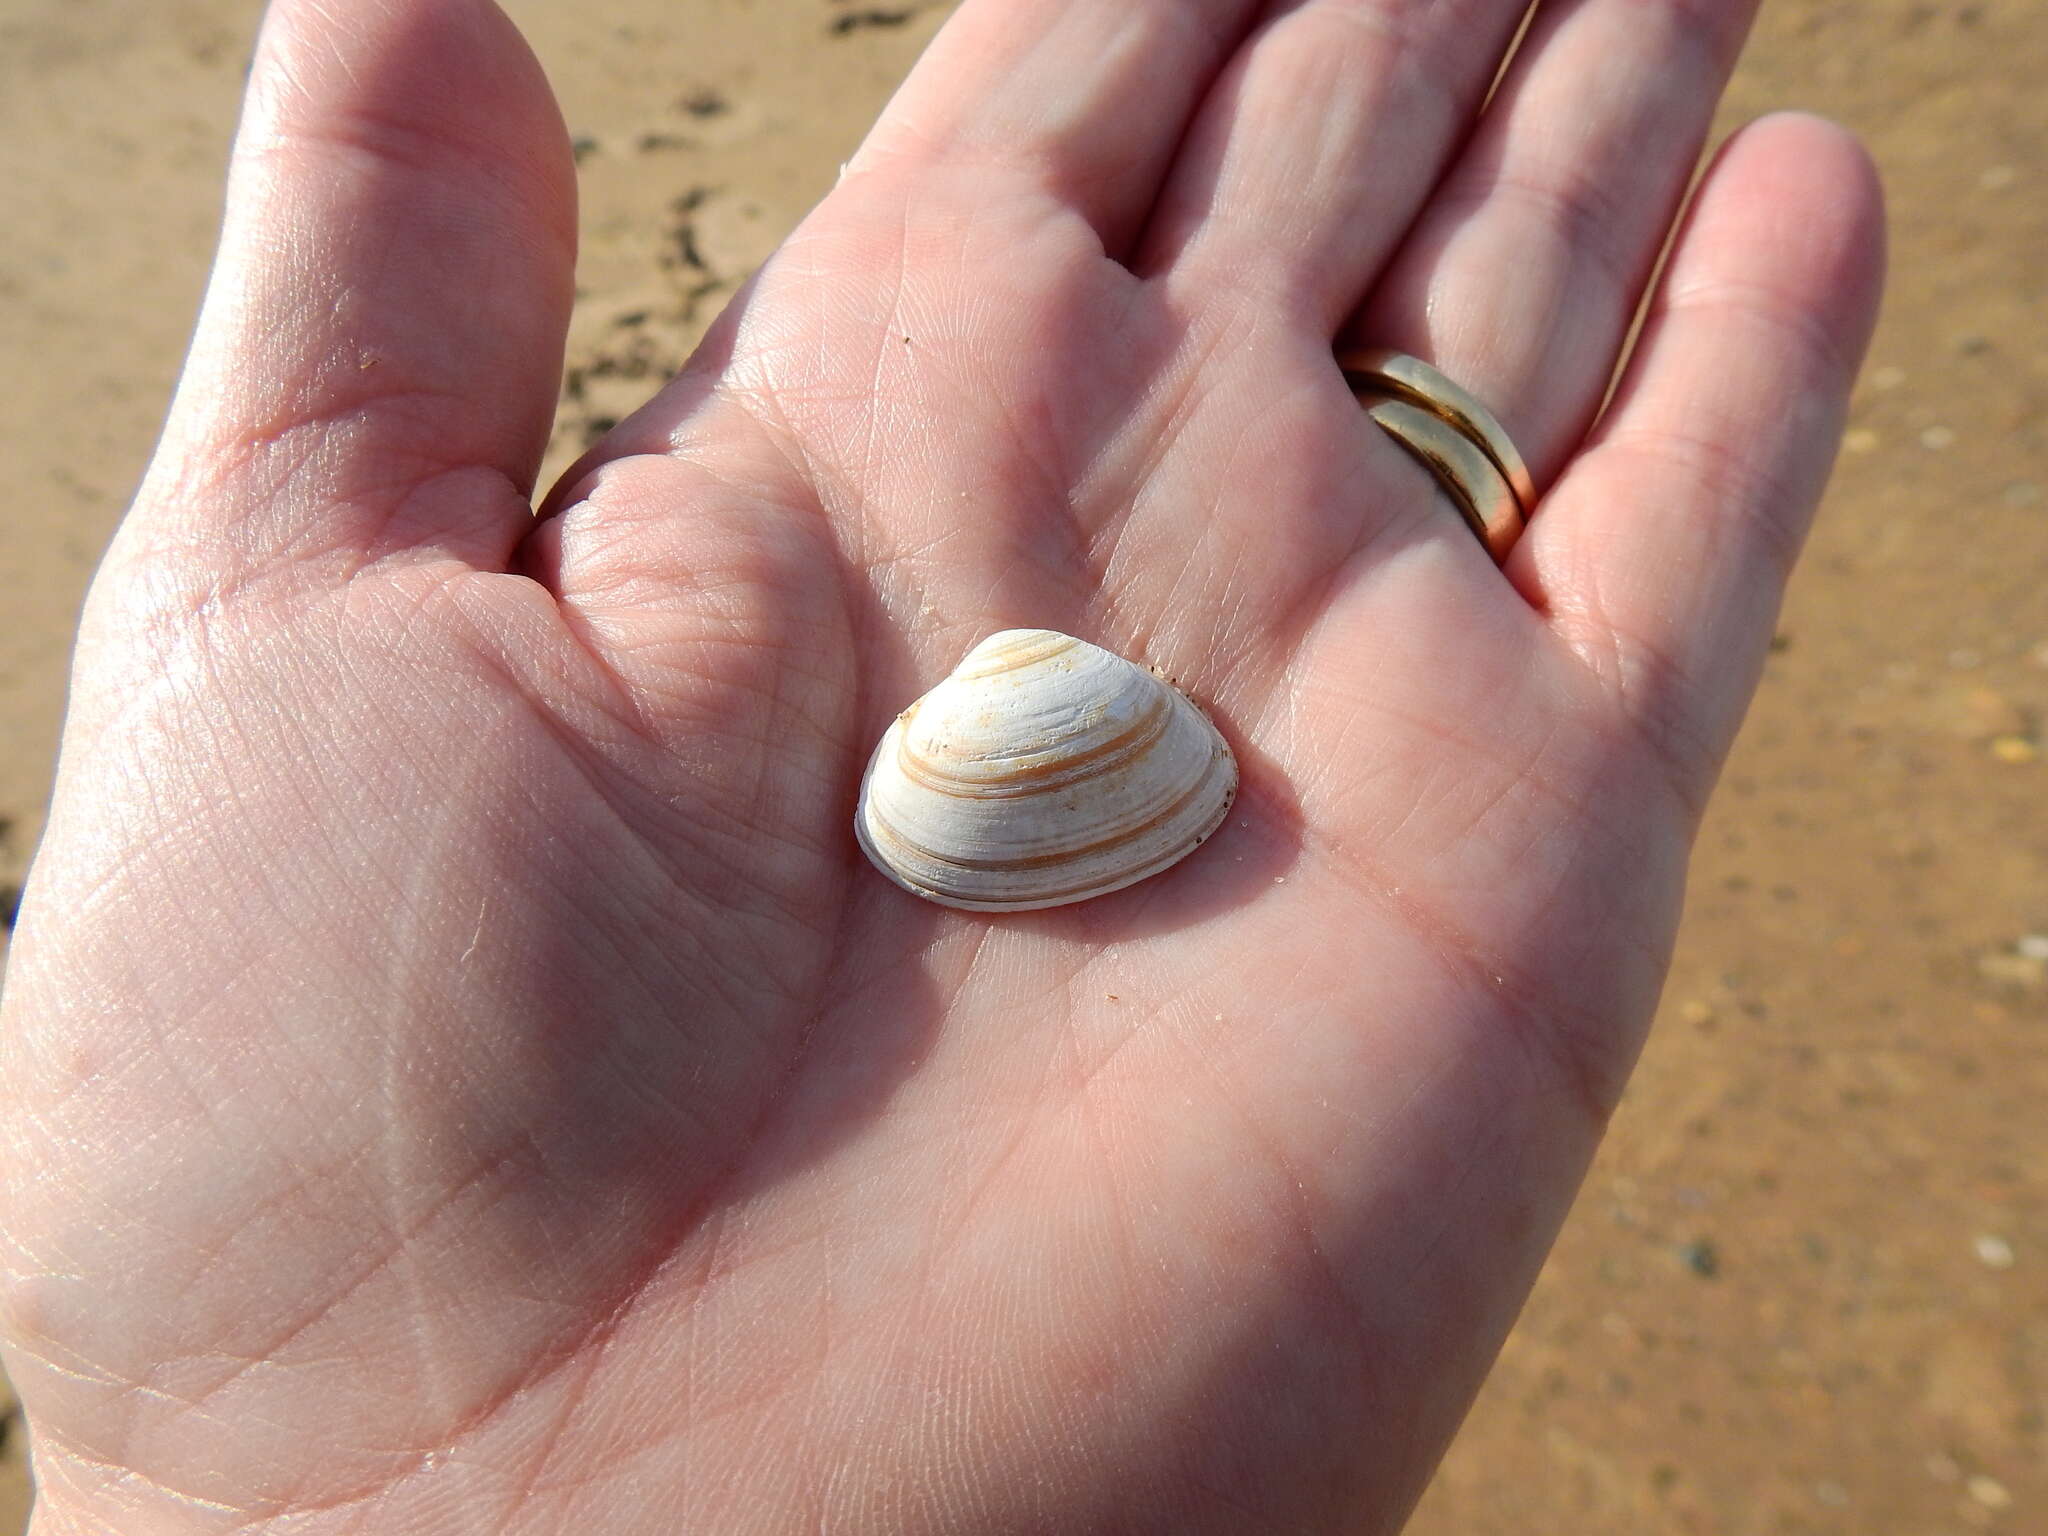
1, 0, 2041, 1528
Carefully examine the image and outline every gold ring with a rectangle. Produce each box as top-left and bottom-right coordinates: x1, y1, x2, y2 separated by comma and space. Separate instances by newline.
1354, 396, 1523, 565
1339, 346, 1538, 521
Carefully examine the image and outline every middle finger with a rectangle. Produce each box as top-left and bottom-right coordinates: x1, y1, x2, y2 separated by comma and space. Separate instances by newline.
1140, 0, 1536, 329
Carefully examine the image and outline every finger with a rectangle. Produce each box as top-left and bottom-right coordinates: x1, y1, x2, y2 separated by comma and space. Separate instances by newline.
1142, 0, 1533, 329
139, 0, 575, 570
847, 0, 1263, 255
1354, 0, 1763, 490
1524, 114, 1885, 804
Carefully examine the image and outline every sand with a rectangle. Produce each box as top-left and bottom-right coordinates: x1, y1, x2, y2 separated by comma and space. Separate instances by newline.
1, 0, 2042, 1529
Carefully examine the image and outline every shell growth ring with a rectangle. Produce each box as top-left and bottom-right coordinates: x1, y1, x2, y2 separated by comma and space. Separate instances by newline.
1340, 347, 1532, 564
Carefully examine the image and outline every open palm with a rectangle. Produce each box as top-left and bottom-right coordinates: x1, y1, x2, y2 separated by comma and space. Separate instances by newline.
0, 0, 1881, 1531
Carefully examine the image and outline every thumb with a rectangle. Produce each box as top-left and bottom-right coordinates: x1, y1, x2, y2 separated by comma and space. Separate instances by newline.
135, 0, 577, 574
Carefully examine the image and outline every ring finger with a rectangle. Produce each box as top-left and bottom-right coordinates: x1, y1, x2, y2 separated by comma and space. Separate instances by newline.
1350, 0, 1766, 494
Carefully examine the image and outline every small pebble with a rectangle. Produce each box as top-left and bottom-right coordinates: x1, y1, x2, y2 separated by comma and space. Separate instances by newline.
1921, 425, 1957, 450
1679, 999, 1716, 1027
1976, 949, 2047, 989
1844, 427, 1880, 454
1978, 164, 2017, 192
1974, 1234, 2016, 1270
1815, 1480, 1850, 1508
1945, 685, 2029, 741
1678, 1239, 1719, 1278
2007, 481, 2044, 507
2018, 934, 2048, 961
1928, 1452, 1962, 1482
1870, 365, 1907, 390
1990, 736, 2039, 764
1967, 1474, 2012, 1510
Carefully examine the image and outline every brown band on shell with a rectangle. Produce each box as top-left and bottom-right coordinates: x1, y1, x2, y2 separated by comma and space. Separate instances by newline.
866, 745, 1233, 878
950, 630, 1081, 680
893, 694, 1175, 799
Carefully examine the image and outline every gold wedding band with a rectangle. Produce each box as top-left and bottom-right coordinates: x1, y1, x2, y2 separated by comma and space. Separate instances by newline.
1339, 347, 1538, 515
1356, 397, 1523, 565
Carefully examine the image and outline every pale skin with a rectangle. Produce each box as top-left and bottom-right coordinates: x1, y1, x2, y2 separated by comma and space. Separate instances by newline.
0, 0, 1883, 1529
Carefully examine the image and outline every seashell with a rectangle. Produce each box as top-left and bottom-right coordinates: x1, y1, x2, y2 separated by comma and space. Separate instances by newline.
855, 629, 1238, 912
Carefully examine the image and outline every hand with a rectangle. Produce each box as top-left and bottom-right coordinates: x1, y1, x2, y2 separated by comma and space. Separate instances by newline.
0, 0, 1882, 1530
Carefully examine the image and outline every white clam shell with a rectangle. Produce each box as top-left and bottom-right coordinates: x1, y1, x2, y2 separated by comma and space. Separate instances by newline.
855, 629, 1238, 912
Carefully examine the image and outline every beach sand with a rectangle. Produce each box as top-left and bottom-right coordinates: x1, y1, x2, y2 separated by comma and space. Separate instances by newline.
1, 0, 2042, 1528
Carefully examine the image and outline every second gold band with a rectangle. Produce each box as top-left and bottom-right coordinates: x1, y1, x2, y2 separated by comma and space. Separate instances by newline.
1339, 347, 1537, 515
1340, 347, 1532, 564
1355, 396, 1523, 565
